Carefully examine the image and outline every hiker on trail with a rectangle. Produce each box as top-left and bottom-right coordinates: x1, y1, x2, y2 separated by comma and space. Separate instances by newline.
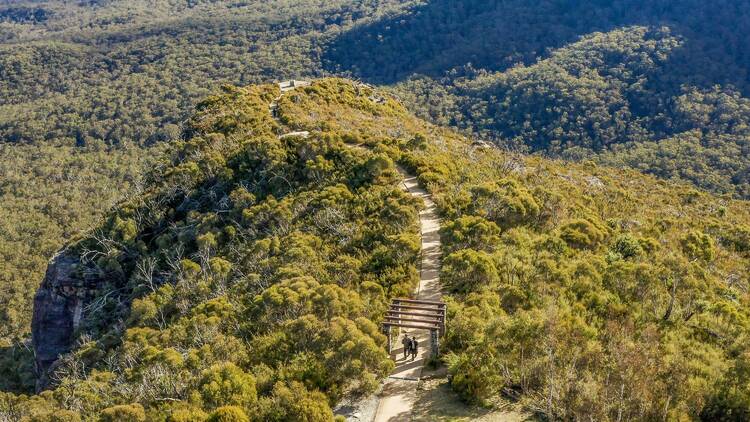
402, 334, 411, 359
411, 336, 418, 360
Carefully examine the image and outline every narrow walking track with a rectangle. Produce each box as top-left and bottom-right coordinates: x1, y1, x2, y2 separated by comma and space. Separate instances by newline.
270, 81, 444, 421
373, 169, 443, 421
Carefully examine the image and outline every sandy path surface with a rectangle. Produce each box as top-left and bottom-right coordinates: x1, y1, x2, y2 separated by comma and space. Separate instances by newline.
372, 170, 443, 422
269, 82, 445, 420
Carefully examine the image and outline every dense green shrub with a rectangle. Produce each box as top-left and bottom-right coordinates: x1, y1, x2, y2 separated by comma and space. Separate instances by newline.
611, 234, 644, 259
468, 180, 539, 229
442, 249, 499, 293
98, 404, 146, 422
197, 363, 258, 410
390, 23, 750, 199
206, 406, 250, 422
441, 216, 501, 253
681, 231, 716, 263
725, 225, 750, 254
560, 218, 608, 249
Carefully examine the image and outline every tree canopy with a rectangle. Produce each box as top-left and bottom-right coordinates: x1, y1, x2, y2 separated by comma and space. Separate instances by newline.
1, 78, 749, 421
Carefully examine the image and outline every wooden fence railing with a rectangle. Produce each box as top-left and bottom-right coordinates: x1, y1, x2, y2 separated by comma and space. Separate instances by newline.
381, 298, 446, 358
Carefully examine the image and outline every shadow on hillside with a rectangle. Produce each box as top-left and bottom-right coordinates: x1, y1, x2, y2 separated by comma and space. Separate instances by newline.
322, 0, 750, 92
0, 342, 36, 394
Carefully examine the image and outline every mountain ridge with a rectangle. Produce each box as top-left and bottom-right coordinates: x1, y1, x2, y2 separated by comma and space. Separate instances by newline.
0, 78, 746, 420
4, 3, 750, 352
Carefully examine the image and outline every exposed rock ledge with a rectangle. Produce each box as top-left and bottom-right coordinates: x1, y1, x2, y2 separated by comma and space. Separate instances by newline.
31, 251, 86, 392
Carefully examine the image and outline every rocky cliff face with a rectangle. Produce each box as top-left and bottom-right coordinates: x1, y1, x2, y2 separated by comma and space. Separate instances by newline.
31, 251, 87, 392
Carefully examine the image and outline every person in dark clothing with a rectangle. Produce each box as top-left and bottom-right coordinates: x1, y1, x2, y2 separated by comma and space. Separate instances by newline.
402, 334, 411, 359
411, 336, 419, 360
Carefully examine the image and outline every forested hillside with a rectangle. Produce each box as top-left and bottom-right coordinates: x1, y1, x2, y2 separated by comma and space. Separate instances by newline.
329, 0, 750, 199
394, 26, 750, 198
3, 78, 750, 421
4, 0, 750, 348
0, 0, 417, 147
2, 2, 750, 419
326, 0, 750, 89
1, 80, 425, 421
0, 0, 420, 346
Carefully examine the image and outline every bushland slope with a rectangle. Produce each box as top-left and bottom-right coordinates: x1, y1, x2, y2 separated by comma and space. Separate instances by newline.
1, 79, 749, 421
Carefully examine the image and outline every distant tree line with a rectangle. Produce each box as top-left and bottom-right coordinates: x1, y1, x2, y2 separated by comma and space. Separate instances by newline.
393, 27, 750, 199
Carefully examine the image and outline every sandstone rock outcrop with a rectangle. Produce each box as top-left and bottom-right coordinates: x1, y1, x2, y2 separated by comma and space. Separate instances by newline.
31, 251, 86, 392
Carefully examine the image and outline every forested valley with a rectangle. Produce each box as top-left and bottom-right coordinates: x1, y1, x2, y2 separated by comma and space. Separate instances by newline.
4, 77, 750, 421
2, 1, 750, 420
353, 0, 750, 198
0, 0, 421, 348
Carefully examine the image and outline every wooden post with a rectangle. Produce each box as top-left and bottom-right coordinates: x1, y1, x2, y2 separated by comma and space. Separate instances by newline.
385, 325, 392, 355
430, 329, 439, 359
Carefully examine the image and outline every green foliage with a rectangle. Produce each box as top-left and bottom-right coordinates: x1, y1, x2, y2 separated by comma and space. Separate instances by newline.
445, 351, 503, 405
560, 218, 608, 249
3, 72, 750, 421
275, 80, 750, 419
4, 0, 750, 377
442, 250, 499, 293
0, 1, 418, 147
441, 216, 501, 253
25, 409, 82, 422
0, 0, 420, 348
726, 225, 750, 253
329, 76, 750, 419
0, 143, 153, 347
389, 23, 750, 199
329, 0, 750, 93
206, 406, 249, 422
166, 406, 208, 422
611, 234, 644, 260
259, 382, 334, 422
197, 363, 257, 410
702, 349, 750, 421
681, 230, 717, 263
98, 404, 146, 422
4, 9, 750, 413
468, 180, 539, 229
0, 80, 419, 419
